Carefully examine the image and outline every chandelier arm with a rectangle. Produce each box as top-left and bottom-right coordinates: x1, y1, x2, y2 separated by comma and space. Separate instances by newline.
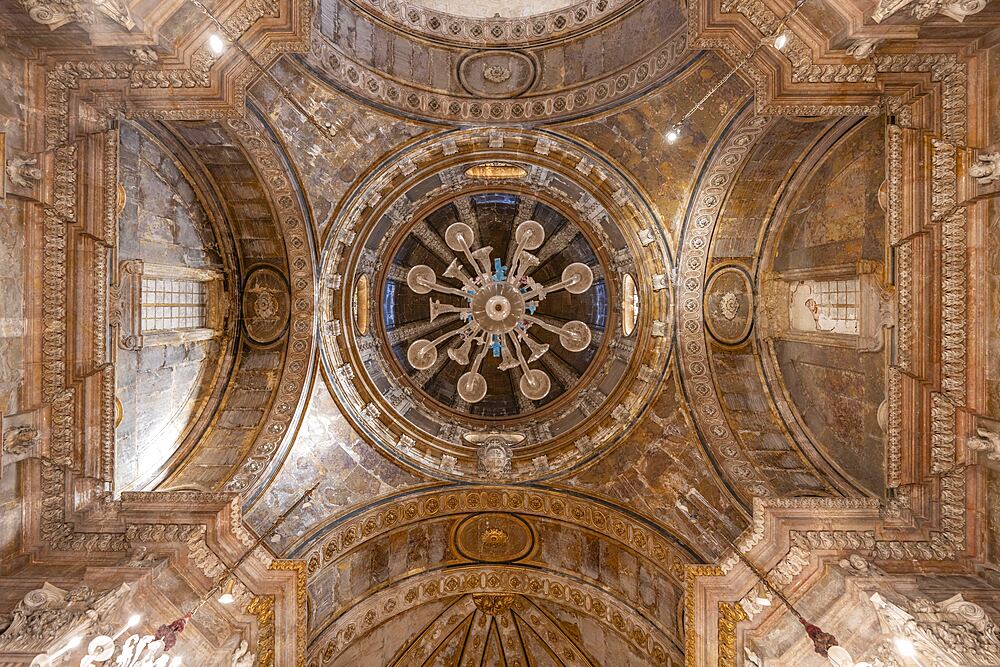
521, 276, 578, 300
422, 279, 471, 299
509, 239, 529, 281
444, 259, 478, 291
523, 314, 563, 336
469, 339, 489, 375
511, 334, 533, 376
428, 321, 475, 348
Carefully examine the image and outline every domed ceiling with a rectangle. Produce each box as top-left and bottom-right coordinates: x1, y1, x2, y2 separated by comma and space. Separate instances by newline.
383, 191, 608, 418
4, 0, 992, 664
318, 129, 672, 483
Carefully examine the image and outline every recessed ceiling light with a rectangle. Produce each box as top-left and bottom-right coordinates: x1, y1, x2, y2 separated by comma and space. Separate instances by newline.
208, 33, 226, 55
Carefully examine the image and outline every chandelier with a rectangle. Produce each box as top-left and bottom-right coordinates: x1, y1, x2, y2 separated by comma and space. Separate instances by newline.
405, 220, 595, 403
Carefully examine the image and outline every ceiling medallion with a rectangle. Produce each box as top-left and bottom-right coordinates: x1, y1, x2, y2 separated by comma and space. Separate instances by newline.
405, 220, 594, 404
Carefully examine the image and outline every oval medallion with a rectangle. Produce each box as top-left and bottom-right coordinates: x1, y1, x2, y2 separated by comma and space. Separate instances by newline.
704, 265, 753, 345
458, 50, 537, 99
243, 265, 290, 345
453, 512, 535, 563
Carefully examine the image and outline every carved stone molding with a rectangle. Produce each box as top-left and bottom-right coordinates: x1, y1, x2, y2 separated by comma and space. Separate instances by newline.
305, 14, 692, 124
308, 565, 680, 666
299, 486, 696, 584
0, 582, 130, 655
870, 592, 1000, 666
676, 107, 775, 503
344, 0, 641, 47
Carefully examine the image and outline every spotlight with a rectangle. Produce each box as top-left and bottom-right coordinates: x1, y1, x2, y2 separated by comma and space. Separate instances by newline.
893, 637, 917, 658
67, 636, 82, 649
666, 128, 680, 144
218, 577, 236, 605
127, 614, 141, 628
208, 34, 226, 55
773, 33, 789, 50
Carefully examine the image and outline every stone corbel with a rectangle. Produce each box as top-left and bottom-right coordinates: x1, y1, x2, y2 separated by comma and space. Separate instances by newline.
1, 408, 47, 467
966, 427, 1000, 462
857, 262, 896, 353
110, 259, 144, 352
970, 152, 1000, 188
4, 146, 45, 202
846, 38, 883, 60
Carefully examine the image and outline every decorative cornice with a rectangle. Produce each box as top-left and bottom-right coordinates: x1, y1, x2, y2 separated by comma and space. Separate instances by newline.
304, 22, 691, 124
346, 0, 641, 47
300, 486, 695, 583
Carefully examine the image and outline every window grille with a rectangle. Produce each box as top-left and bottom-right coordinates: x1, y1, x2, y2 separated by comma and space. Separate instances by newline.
140, 278, 208, 332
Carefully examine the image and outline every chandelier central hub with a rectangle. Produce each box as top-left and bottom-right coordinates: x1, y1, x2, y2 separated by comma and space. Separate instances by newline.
475, 284, 523, 331
403, 219, 595, 404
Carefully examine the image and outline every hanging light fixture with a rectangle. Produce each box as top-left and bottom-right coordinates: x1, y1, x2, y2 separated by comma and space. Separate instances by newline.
404, 220, 595, 403
217, 579, 236, 605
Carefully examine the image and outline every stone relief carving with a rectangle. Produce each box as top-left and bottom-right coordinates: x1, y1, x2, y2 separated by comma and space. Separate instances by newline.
18, 0, 90, 29
967, 428, 1000, 461
719, 292, 740, 321
872, 0, 987, 23
18, 0, 135, 30
458, 50, 536, 99
482, 64, 512, 84
912, 0, 989, 20
970, 152, 1000, 186
475, 438, 514, 479
846, 38, 883, 60
0, 583, 129, 654
127, 46, 158, 65
232, 639, 256, 667
6, 155, 42, 188
870, 592, 1000, 666
3, 425, 38, 456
